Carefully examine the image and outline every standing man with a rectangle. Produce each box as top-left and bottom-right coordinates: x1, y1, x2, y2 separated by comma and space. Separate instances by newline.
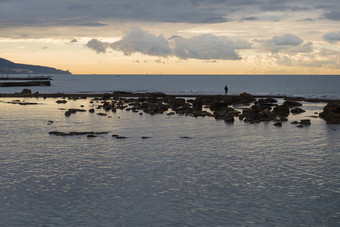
224, 84, 228, 95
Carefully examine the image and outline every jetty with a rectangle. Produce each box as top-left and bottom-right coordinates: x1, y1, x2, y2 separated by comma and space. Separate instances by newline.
0, 75, 52, 87
0, 76, 52, 81
0, 80, 51, 87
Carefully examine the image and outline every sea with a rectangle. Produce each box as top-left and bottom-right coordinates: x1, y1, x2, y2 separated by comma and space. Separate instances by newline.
0, 74, 339, 226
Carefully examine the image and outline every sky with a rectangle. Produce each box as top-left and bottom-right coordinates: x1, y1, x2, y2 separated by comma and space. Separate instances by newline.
0, 0, 340, 74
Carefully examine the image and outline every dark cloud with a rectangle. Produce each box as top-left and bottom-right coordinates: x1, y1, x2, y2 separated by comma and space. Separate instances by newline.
86, 28, 251, 60
86, 39, 109, 53
0, 0, 337, 28
323, 31, 340, 43
323, 9, 340, 21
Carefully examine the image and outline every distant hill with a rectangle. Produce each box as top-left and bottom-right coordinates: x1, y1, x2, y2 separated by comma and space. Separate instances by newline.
0, 57, 71, 74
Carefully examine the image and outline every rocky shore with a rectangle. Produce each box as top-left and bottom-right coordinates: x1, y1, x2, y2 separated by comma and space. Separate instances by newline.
1, 89, 340, 125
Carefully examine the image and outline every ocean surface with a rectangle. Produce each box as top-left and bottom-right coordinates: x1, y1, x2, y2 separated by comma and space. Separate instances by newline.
0, 74, 340, 226
1, 74, 340, 99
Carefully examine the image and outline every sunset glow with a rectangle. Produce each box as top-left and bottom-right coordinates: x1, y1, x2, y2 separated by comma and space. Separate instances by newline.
1, 0, 340, 74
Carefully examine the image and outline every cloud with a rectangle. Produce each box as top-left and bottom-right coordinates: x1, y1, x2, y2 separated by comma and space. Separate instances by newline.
0, 0, 338, 29
86, 28, 251, 60
255, 34, 313, 54
323, 31, 340, 43
273, 48, 340, 69
86, 39, 109, 53
110, 28, 172, 57
323, 9, 340, 21
172, 34, 251, 60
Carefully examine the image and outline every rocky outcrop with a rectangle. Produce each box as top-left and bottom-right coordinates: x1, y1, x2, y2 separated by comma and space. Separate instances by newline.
319, 102, 340, 124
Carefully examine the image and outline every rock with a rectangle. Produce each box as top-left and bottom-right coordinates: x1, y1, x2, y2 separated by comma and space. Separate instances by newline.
142, 136, 151, 139
64, 111, 71, 116
273, 122, 282, 127
116, 136, 127, 139
102, 93, 111, 100
180, 136, 192, 139
257, 98, 278, 104
49, 131, 107, 136
273, 104, 290, 117
300, 119, 311, 125
223, 114, 234, 122
240, 92, 256, 103
291, 107, 305, 114
56, 100, 67, 104
87, 134, 97, 138
297, 125, 304, 128
319, 102, 340, 124
291, 121, 299, 124
283, 100, 302, 107
89, 109, 95, 113
21, 89, 32, 94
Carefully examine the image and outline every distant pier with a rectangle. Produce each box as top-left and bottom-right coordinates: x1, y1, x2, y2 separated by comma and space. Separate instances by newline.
0, 75, 52, 87
0, 80, 51, 87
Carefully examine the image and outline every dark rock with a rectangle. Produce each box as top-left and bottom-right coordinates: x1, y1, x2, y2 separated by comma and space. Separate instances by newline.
300, 119, 311, 125
21, 89, 32, 94
56, 100, 67, 104
142, 136, 151, 139
64, 111, 71, 116
97, 113, 107, 116
291, 121, 299, 124
257, 98, 278, 104
223, 114, 234, 122
273, 104, 290, 117
291, 107, 305, 114
319, 103, 340, 124
116, 136, 127, 139
240, 92, 255, 103
49, 131, 105, 136
283, 100, 302, 107
103, 93, 111, 100
297, 125, 304, 128
180, 136, 192, 139
279, 117, 288, 122
89, 109, 95, 113
273, 122, 282, 127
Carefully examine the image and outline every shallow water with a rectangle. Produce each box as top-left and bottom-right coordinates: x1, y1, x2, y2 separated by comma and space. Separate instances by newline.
0, 98, 339, 226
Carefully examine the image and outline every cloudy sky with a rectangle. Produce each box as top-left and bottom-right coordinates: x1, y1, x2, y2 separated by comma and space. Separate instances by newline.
1, 0, 340, 74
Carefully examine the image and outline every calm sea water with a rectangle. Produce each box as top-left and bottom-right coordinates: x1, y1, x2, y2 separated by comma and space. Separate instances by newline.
0, 75, 340, 226
1, 74, 340, 99
0, 96, 339, 226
